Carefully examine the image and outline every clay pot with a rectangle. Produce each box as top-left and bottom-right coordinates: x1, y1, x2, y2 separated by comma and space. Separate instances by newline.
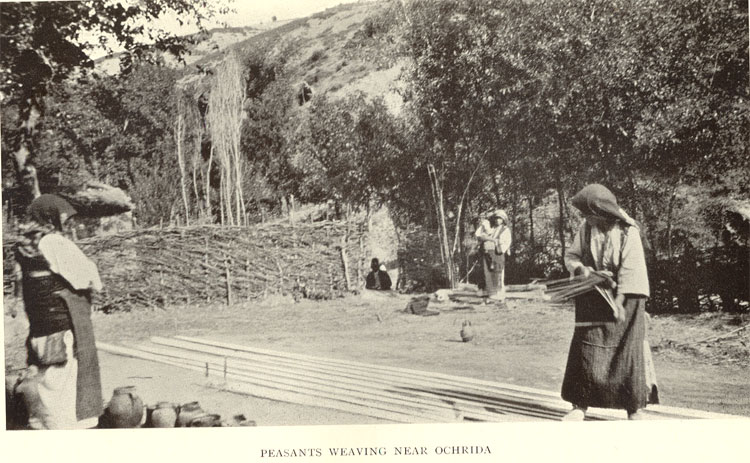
105, 386, 144, 428
149, 402, 178, 428
460, 320, 475, 342
6, 372, 41, 429
188, 413, 222, 427
176, 401, 204, 427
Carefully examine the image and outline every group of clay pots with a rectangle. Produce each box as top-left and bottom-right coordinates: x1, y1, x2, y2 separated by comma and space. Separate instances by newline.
99, 386, 255, 428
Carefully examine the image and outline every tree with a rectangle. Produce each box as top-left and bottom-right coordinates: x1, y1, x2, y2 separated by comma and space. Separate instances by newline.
0, 0, 230, 208
402, 0, 521, 287
207, 52, 247, 226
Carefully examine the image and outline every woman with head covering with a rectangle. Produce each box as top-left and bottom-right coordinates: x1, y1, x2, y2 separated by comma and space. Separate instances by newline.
475, 209, 512, 302
561, 184, 658, 421
13, 194, 104, 429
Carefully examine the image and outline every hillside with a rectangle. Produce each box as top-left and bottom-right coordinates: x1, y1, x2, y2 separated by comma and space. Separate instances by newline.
109, 1, 408, 113
93, 20, 295, 74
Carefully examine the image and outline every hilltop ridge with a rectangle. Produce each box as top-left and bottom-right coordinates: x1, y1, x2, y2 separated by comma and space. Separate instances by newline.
95, 1, 406, 112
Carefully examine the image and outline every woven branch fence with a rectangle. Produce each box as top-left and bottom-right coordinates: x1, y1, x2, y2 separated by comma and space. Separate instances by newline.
77, 221, 367, 312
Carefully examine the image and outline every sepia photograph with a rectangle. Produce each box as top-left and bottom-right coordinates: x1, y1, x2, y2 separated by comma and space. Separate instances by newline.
2, 0, 749, 461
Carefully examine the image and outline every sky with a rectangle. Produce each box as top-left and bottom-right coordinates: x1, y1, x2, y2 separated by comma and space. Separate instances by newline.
218, 0, 360, 26
56, 0, 367, 59
145, 0, 363, 35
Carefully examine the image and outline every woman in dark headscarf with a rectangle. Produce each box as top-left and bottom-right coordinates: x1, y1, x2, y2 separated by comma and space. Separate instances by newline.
13, 194, 104, 429
561, 184, 658, 421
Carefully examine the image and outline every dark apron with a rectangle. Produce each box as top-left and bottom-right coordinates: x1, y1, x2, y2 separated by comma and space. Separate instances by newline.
59, 289, 104, 422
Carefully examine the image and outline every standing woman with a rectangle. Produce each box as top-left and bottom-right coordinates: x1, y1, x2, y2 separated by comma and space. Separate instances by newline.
475, 209, 512, 301
561, 184, 658, 421
13, 194, 104, 429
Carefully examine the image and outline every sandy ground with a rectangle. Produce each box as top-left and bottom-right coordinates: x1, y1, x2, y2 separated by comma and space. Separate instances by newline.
4, 291, 749, 427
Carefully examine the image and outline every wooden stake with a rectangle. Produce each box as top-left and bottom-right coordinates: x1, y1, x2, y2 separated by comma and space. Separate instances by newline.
245, 258, 251, 301
204, 236, 210, 302
340, 243, 351, 292
224, 255, 233, 306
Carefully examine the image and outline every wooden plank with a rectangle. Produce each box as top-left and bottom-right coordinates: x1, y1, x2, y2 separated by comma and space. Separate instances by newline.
155, 337, 605, 419
166, 336, 566, 400
97, 342, 445, 424
130, 343, 460, 421
165, 336, 741, 421
133, 343, 553, 422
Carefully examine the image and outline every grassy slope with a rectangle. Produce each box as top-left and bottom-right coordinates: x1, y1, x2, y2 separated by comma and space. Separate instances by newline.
180, 1, 406, 112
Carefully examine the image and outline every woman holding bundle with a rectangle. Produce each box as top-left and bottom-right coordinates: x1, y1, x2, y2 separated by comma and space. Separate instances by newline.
475, 209, 512, 302
561, 184, 658, 421
13, 194, 104, 429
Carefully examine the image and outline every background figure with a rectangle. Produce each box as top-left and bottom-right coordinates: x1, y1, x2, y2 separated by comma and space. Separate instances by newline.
561, 184, 658, 421
474, 209, 512, 301
12, 194, 104, 429
365, 258, 392, 290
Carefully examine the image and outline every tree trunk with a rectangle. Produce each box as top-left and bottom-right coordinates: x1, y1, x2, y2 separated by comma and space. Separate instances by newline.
192, 167, 200, 220
556, 182, 567, 268
428, 164, 454, 288
12, 98, 43, 208
510, 187, 518, 268
205, 146, 214, 223
666, 183, 679, 260
528, 195, 535, 251
175, 111, 190, 226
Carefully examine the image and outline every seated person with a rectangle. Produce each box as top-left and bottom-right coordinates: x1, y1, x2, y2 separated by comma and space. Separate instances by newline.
365, 258, 392, 290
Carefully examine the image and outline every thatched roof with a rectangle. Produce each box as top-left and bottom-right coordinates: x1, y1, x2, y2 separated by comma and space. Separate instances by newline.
57, 181, 134, 218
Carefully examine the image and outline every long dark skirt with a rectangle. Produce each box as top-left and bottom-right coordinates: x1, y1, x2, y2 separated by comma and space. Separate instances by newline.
480, 251, 504, 296
561, 295, 658, 412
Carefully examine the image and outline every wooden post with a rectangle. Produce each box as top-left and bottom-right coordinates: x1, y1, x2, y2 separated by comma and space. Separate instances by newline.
340, 236, 351, 292
290, 195, 296, 222
205, 237, 211, 302
245, 258, 251, 301
225, 255, 233, 306
358, 234, 364, 288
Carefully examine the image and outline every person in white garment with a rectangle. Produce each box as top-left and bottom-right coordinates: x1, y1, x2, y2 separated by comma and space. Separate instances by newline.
474, 209, 512, 302
13, 194, 104, 429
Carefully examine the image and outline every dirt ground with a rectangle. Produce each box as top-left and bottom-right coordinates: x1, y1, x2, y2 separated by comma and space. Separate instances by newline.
4, 291, 749, 425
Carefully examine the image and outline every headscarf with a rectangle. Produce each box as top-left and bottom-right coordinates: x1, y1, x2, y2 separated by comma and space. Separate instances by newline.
571, 184, 636, 227
28, 194, 77, 231
491, 209, 509, 224
16, 195, 78, 260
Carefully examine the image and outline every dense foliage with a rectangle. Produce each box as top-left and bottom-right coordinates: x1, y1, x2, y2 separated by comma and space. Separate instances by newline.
1, 0, 747, 312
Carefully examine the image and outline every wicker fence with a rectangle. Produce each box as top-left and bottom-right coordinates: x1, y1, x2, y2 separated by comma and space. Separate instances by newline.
75, 222, 367, 312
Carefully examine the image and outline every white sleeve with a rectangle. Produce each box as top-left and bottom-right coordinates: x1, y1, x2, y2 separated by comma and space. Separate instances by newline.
475, 221, 490, 241
498, 227, 512, 254
38, 234, 103, 291
617, 227, 650, 297
565, 224, 586, 275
